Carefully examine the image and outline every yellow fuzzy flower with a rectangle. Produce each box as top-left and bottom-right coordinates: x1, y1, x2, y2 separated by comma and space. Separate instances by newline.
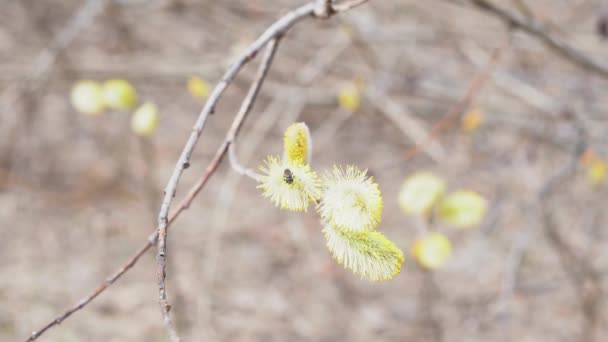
437, 190, 487, 229
283, 122, 311, 165
318, 166, 383, 232
257, 156, 320, 211
323, 224, 404, 281
412, 232, 452, 269
398, 172, 445, 215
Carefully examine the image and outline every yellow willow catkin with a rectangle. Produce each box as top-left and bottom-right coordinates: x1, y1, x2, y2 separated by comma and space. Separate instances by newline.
257, 155, 321, 212
283, 122, 311, 165
318, 165, 383, 232
323, 224, 404, 281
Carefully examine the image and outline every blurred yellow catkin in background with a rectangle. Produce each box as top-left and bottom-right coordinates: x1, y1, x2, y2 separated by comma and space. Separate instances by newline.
398, 172, 445, 215
437, 190, 487, 229
131, 102, 160, 137
187, 76, 211, 99
337, 81, 363, 112
102, 79, 138, 111
412, 232, 452, 269
587, 159, 606, 187
70, 80, 105, 115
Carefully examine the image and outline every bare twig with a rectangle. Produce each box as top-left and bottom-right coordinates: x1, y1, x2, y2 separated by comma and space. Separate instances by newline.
466, 0, 608, 79
153, 4, 319, 340
24, 155, 219, 341
156, 37, 281, 341
228, 144, 262, 181
315, 0, 370, 17
25, 1, 372, 339
314, 0, 333, 18
156, 2, 372, 338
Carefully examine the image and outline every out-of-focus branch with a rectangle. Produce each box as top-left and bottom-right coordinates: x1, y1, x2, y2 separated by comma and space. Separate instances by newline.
467, 0, 608, 79
538, 113, 602, 342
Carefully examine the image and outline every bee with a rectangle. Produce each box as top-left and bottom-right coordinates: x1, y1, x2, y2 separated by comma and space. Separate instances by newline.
283, 168, 294, 184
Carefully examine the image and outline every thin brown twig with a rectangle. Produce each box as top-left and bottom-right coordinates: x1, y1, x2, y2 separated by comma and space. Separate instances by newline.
156, 1, 371, 338
157, 37, 281, 341
25, 1, 372, 340
228, 143, 262, 181
24, 146, 220, 341
314, 0, 333, 18
466, 0, 608, 79
24, 37, 281, 342
153, 4, 318, 340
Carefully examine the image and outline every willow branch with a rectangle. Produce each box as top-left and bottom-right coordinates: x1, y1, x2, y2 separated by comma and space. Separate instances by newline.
156, 37, 281, 341
228, 144, 262, 182
538, 113, 602, 342
25, 1, 371, 340
153, 4, 316, 341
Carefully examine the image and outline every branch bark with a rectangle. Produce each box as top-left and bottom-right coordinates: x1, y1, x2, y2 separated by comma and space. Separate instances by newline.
25, 1, 373, 341
156, 36, 282, 342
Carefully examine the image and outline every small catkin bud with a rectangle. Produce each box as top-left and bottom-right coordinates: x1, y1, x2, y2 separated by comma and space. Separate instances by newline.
102, 79, 138, 110
131, 102, 159, 136
187, 76, 211, 99
412, 232, 452, 270
398, 172, 445, 215
337, 82, 361, 113
70, 80, 105, 115
283, 122, 311, 165
437, 190, 487, 229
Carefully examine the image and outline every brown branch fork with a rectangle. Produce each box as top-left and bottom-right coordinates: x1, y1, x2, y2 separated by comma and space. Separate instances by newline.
25, 1, 369, 341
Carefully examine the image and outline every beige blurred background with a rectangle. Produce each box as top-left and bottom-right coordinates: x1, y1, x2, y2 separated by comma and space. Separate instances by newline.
2, 0, 608, 341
